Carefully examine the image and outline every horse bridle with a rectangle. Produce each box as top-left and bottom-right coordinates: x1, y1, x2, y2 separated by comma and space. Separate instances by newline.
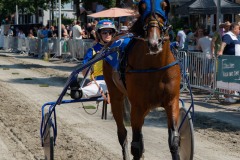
142, 0, 170, 44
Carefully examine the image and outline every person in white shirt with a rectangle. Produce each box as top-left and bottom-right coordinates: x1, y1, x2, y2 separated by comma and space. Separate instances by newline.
196, 29, 213, 87
176, 25, 190, 50
18, 29, 26, 39
196, 29, 212, 55
72, 21, 83, 39
72, 21, 83, 59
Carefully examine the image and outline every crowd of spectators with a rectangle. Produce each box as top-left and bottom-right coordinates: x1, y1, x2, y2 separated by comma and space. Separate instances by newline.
175, 21, 240, 103
4, 20, 98, 41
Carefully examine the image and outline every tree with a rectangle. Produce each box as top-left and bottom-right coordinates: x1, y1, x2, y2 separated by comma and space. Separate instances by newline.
99, 0, 116, 8
0, 0, 70, 24
73, 0, 80, 21
82, 0, 117, 10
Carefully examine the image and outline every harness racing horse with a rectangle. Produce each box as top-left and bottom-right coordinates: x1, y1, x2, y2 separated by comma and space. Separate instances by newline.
103, 0, 181, 159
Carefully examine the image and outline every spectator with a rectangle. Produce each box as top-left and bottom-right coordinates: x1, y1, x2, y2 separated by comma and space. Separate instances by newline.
37, 26, 43, 39
72, 21, 83, 39
7, 26, 13, 36
61, 24, 69, 39
48, 26, 56, 38
218, 22, 240, 103
86, 22, 96, 40
185, 28, 194, 50
13, 27, 19, 37
18, 29, 26, 39
218, 22, 240, 56
40, 26, 49, 39
27, 29, 35, 38
120, 26, 128, 34
196, 29, 212, 54
40, 26, 49, 58
72, 21, 83, 59
93, 20, 98, 27
168, 25, 175, 42
70, 19, 117, 99
193, 26, 205, 45
81, 25, 88, 39
223, 21, 231, 36
196, 28, 213, 86
176, 25, 190, 50
69, 20, 76, 38
211, 24, 222, 58
66, 25, 71, 35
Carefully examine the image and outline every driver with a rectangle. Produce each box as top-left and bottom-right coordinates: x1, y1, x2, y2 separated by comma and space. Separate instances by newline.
70, 19, 117, 99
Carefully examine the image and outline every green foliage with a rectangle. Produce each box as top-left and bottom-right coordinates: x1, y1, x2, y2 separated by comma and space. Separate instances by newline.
61, 16, 74, 25
82, 0, 117, 9
82, 0, 97, 10
170, 16, 185, 35
99, 0, 116, 8
0, 0, 70, 23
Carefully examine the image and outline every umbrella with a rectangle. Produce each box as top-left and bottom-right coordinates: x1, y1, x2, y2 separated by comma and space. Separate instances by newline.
87, 7, 137, 18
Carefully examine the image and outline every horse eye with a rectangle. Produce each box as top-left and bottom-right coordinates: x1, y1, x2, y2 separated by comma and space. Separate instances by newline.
161, 1, 168, 11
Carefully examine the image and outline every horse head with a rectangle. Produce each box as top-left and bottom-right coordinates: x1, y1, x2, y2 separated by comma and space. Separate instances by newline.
137, 0, 170, 54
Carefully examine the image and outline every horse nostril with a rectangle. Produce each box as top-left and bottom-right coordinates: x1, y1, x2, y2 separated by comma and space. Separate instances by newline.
149, 40, 158, 47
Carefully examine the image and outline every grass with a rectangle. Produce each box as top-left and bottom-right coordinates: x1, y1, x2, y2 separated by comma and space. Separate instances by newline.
83, 105, 96, 109
39, 84, 49, 87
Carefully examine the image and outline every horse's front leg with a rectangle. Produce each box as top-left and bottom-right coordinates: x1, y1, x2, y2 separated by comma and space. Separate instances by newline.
103, 63, 130, 160
131, 105, 146, 160
111, 94, 130, 160
165, 99, 180, 160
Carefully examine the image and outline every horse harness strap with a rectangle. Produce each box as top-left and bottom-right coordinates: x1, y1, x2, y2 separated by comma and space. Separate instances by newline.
119, 38, 138, 88
127, 60, 179, 73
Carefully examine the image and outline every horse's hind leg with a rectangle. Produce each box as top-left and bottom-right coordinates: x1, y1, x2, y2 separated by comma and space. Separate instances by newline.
130, 105, 146, 160
165, 100, 180, 160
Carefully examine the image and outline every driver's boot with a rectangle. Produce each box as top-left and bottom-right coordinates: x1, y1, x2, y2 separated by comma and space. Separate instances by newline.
70, 79, 82, 99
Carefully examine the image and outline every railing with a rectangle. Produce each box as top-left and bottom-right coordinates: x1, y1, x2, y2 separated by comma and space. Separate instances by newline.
179, 50, 239, 102
0, 35, 95, 60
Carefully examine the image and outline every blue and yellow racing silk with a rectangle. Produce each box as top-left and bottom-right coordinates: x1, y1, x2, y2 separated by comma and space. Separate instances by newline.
83, 34, 134, 80
104, 35, 133, 71
83, 43, 104, 80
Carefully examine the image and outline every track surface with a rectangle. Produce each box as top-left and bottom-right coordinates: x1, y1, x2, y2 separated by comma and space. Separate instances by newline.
0, 53, 239, 160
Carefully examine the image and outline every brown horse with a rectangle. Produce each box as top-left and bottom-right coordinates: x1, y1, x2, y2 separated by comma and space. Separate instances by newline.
103, 0, 181, 159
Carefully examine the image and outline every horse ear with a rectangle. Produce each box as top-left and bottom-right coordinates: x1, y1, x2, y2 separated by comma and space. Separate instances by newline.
138, 1, 147, 15
160, 1, 170, 11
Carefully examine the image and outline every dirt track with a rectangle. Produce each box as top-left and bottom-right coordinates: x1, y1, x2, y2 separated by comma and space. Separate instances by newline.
0, 53, 239, 160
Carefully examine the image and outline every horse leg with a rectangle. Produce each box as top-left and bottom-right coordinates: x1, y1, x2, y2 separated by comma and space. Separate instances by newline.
111, 93, 130, 160
130, 106, 146, 160
165, 100, 180, 160
104, 78, 130, 159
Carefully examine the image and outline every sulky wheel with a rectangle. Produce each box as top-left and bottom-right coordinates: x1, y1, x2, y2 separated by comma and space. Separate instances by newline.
43, 112, 54, 160
178, 107, 194, 160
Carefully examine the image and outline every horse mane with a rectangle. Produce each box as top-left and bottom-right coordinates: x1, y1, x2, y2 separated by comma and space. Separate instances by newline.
129, 17, 145, 37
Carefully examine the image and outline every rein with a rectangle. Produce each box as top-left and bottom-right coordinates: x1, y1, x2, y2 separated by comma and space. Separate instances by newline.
127, 60, 179, 73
